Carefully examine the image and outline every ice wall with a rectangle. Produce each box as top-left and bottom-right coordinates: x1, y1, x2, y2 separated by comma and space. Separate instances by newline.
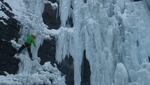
57, 0, 150, 85
1, 0, 150, 85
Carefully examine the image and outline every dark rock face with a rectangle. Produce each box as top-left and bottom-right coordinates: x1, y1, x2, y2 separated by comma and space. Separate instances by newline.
42, 2, 61, 29
0, 40, 20, 75
0, 17, 20, 40
0, 0, 20, 41
81, 51, 91, 85
48, 0, 57, 3
38, 38, 56, 65
0, 1, 20, 75
133, 0, 142, 1
57, 56, 74, 85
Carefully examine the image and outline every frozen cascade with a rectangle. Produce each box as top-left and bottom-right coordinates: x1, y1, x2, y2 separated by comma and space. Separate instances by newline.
57, 0, 150, 85
1, 0, 150, 85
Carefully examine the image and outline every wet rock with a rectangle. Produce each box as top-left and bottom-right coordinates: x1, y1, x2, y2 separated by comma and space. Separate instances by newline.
57, 56, 74, 85
42, 2, 61, 29
38, 38, 56, 65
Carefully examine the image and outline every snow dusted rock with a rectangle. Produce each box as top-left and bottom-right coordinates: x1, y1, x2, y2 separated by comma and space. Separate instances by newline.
0, 0, 20, 75
114, 63, 128, 85
11, 40, 21, 49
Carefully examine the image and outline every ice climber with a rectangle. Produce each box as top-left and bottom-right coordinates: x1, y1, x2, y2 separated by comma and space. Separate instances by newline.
15, 34, 36, 60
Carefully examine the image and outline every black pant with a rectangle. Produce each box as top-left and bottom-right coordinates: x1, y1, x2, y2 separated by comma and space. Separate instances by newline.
17, 42, 32, 59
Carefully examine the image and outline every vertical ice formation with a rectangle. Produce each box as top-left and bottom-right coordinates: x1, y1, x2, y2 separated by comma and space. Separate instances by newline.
1, 0, 150, 85
114, 63, 128, 85
0, 0, 66, 85
57, 0, 150, 85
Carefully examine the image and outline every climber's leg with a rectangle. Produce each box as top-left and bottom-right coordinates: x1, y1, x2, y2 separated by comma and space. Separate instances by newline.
27, 46, 33, 60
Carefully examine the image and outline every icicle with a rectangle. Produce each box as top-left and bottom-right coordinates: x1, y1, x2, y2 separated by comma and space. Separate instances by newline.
59, 0, 71, 26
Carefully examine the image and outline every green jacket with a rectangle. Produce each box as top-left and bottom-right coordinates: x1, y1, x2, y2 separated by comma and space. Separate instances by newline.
26, 34, 36, 47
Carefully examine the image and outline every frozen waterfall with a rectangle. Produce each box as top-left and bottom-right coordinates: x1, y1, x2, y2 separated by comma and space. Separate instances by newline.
0, 0, 150, 85
57, 0, 150, 85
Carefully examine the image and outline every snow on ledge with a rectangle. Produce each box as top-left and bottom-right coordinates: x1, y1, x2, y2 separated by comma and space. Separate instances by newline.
0, 62, 66, 85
